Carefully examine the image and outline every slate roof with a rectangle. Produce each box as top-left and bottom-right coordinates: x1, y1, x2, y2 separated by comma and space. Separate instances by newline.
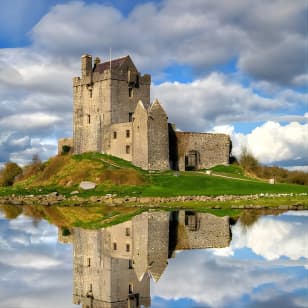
93, 56, 129, 73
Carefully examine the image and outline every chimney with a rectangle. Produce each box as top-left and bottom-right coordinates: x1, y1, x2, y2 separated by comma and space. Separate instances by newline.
81, 54, 92, 78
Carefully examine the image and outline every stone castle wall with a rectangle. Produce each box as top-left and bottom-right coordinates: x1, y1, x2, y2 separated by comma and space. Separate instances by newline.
110, 122, 133, 162
148, 101, 170, 170
175, 132, 231, 171
57, 138, 73, 155
132, 101, 149, 169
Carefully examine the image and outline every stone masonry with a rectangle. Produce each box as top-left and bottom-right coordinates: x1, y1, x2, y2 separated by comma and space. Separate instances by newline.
63, 54, 231, 171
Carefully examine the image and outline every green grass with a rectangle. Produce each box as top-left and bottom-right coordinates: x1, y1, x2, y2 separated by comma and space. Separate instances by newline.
138, 172, 308, 196
1, 169, 307, 198
1, 154, 307, 198
209, 164, 244, 175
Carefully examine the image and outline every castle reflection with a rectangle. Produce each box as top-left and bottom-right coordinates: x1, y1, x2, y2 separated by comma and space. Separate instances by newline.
59, 211, 231, 308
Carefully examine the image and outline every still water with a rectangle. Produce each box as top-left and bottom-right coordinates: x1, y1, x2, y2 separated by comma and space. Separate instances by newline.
0, 207, 307, 308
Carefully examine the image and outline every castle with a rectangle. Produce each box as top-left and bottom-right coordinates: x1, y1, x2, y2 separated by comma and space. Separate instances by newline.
59, 54, 231, 170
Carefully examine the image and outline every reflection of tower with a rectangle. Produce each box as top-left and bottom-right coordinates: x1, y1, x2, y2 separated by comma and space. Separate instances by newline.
72, 211, 170, 308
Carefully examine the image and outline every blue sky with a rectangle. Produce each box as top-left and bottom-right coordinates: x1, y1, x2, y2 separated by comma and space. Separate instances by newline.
0, 0, 307, 169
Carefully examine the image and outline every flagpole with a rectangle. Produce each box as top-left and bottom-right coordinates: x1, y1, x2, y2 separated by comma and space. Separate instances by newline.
109, 48, 112, 71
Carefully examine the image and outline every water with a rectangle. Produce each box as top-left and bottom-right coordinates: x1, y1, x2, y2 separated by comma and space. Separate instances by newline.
0, 207, 307, 308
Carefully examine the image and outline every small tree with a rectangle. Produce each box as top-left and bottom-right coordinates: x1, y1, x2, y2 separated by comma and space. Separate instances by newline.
239, 148, 259, 173
1, 162, 22, 186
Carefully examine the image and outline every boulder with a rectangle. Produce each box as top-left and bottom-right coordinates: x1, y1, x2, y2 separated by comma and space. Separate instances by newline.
79, 181, 96, 190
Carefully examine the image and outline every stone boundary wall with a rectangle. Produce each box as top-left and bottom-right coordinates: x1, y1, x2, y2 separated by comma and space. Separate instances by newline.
1, 193, 306, 209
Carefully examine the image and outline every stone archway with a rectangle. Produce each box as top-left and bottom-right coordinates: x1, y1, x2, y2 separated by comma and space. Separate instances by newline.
185, 150, 200, 170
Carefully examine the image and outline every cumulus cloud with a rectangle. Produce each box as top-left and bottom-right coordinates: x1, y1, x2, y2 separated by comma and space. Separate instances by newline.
153, 74, 307, 130
28, 0, 306, 84
0, 0, 306, 167
230, 121, 308, 164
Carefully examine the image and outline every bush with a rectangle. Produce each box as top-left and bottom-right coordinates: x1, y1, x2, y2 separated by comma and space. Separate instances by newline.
239, 148, 260, 173
19, 154, 44, 180
0, 162, 22, 186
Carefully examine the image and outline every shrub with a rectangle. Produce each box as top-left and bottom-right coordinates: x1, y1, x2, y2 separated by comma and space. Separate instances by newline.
0, 162, 22, 186
239, 148, 260, 173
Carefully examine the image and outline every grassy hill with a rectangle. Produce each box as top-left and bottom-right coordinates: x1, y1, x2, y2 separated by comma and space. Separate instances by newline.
1, 152, 307, 197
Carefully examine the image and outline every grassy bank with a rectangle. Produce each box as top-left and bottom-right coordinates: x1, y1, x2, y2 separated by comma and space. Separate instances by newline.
0, 153, 307, 199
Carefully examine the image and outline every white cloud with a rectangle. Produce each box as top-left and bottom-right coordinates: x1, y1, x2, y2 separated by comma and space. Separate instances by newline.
230, 121, 308, 164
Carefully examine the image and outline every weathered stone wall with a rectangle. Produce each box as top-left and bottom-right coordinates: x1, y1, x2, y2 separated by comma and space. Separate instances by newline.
175, 132, 231, 170
110, 123, 133, 162
57, 138, 73, 155
148, 100, 170, 170
132, 101, 149, 169
73, 55, 150, 157
73, 73, 111, 154
177, 211, 231, 249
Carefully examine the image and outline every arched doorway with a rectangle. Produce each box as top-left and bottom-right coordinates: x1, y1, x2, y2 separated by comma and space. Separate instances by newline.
185, 150, 200, 170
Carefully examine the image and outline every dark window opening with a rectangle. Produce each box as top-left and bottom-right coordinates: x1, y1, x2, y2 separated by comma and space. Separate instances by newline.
126, 145, 130, 154
113, 131, 117, 139
87, 114, 91, 124
126, 244, 130, 252
129, 284, 133, 294
129, 87, 133, 98
126, 130, 130, 138
129, 259, 133, 269
113, 242, 117, 250
128, 112, 133, 122
87, 258, 91, 267
126, 227, 130, 236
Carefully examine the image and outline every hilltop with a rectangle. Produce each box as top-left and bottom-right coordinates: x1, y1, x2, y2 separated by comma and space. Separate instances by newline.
0, 152, 307, 199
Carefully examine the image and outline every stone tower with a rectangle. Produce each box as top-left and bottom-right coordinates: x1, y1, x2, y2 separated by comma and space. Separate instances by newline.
73, 54, 151, 156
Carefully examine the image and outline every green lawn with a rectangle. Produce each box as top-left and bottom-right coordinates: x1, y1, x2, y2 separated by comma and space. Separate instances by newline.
139, 172, 308, 196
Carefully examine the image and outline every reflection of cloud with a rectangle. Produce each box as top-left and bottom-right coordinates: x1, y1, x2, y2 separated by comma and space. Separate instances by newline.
232, 212, 308, 260
152, 211, 308, 307
0, 214, 75, 307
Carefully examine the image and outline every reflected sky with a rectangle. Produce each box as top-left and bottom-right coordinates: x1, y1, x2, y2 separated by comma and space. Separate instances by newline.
151, 211, 308, 308
0, 210, 307, 308
0, 211, 77, 308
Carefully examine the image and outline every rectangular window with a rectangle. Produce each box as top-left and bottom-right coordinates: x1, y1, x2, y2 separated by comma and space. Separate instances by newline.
87, 114, 91, 124
129, 87, 133, 98
126, 130, 130, 138
128, 112, 133, 122
126, 145, 130, 154
113, 242, 117, 250
128, 259, 133, 269
87, 258, 91, 267
126, 228, 130, 236
126, 244, 130, 252
113, 131, 117, 139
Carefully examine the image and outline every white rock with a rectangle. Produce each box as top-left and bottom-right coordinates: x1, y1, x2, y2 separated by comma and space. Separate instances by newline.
79, 181, 96, 190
